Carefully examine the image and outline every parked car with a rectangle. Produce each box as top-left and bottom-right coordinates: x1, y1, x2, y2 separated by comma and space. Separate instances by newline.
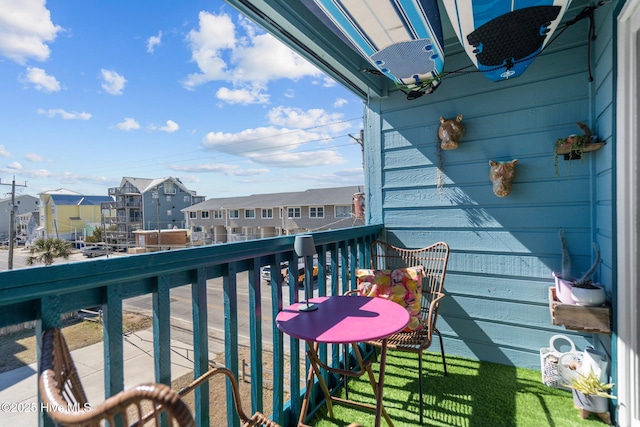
261, 262, 288, 283
261, 262, 319, 287
82, 244, 110, 258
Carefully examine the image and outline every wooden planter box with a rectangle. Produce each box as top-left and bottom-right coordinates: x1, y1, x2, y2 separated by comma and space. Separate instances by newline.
548, 287, 611, 334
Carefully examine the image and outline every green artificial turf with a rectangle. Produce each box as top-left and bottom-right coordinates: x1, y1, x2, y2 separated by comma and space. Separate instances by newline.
309, 351, 610, 427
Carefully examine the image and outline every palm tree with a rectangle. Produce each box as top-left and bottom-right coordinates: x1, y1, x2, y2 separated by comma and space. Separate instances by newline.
26, 238, 72, 266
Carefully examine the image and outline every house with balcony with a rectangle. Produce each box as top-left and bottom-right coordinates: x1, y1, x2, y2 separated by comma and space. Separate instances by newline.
38, 189, 113, 242
0, 0, 638, 425
182, 186, 364, 244
104, 177, 205, 250
0, 194, 39, 241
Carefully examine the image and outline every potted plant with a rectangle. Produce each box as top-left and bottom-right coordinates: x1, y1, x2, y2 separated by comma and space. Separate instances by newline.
566, 368, 615, 416
554, 122, 605, 176
554, 229, 607, 306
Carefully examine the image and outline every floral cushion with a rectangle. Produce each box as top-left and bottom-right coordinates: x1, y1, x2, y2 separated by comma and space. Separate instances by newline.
355, 267, 425, 331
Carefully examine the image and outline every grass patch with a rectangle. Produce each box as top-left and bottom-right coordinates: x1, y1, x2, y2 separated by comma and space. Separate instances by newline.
310, 351, 608, 426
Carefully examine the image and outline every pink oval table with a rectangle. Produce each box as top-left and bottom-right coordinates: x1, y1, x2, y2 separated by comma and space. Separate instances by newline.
276, 295, 410, 427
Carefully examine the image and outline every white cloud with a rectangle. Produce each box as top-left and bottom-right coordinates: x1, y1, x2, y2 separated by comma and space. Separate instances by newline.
116, 117, 140, 131
0, 164, 109, 185
37, 108, 91, 120
151, 119, 179, 133
267, 106, 350, 133
6, 161, 22, 171
147, 31, 162, 53
294, 168, 365, 184
183, 11, 235, 90
0, 145, 10, 157
216, 86, 269, 105
183, 11, 322, 101
333, 98, 348, 108
262, 150, 347, 167
25, 152, 46, 162
201, 106, 353, 167
0, 0, 61, 64
322, 76, 337, 87
101, 69, 126, 95
23, 67, 61, 92
170, 163, 268, 176
232, 32, 320, 83
202, 126, 324, 158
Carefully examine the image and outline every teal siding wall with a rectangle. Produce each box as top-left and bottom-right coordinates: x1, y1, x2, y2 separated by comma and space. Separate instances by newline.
591, 1, 618, 360
364, 0, 616, 369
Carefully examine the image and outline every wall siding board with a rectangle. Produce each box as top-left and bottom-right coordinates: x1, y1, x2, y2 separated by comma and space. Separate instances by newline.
383, 205, 591, 229
365, 0, 618, 369
439, 320, 592, 369
443, 274, 551, 301
383, 180, 592, 206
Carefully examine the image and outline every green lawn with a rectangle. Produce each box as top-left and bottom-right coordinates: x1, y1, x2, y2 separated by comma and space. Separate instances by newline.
309, 351, 610, 427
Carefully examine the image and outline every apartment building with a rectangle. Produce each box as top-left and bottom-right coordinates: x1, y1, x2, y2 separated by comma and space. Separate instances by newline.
182, 186, 365, 244
104, 177, 205, 249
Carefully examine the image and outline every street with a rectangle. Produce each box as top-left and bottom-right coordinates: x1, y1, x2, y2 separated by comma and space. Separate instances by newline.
0, 248, 308, 353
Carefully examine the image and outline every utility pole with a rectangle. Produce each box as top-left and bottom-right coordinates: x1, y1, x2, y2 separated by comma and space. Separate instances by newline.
1, 177, 28, 270
349, 129, 364, 168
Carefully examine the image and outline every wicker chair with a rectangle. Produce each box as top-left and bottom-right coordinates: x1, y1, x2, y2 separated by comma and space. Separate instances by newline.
360, 240, 450, 425
39, 328, 195, 426
176, 365, 280, 427
39, 328, 280, 427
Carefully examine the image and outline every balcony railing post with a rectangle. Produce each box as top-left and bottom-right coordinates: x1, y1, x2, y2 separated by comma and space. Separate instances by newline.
248, 257, 265, 415
192, 267, 209, 427
153, 275, 172, 385
103, 284, 124, 399
37, 295, 61, 427
223, 262, 240, 427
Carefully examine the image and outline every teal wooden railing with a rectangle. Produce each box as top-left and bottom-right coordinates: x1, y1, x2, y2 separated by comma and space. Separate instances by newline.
0, 224, 383, 427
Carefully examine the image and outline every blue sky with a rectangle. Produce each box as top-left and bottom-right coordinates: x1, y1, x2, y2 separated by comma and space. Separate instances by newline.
0, 1, 365, 199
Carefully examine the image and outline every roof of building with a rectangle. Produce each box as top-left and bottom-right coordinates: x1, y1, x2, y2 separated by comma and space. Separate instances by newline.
39, 188, 83, 195
48, 195, 113, 206
120, 177, 196, 195
183, 185, 364, 211
0, 194, 39, 204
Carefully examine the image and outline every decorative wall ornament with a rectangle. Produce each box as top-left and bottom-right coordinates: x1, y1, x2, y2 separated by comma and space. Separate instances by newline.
489, 159, 518, 197
438, 114, 465, 150
554, 122, 605, 176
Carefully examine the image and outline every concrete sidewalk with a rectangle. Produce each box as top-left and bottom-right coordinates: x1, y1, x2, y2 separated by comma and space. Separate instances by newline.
0, 329, 216, 427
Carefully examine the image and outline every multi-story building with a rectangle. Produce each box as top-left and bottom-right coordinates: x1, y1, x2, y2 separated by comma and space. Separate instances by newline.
182, 186, 365, 244
0, 194, 39, 241
38, 189, 113, 241
104, 177, 204, 249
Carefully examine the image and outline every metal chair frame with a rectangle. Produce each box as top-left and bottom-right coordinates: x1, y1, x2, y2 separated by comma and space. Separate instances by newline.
363, 240, 450, 425
38, 327, 279, 427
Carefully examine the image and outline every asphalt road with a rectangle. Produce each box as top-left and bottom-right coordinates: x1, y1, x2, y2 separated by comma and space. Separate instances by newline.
0, 248, 309, 353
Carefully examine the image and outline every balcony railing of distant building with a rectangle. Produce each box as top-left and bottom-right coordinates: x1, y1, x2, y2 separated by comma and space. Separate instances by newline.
0, 224, 383, 427
115, 200, 142, 208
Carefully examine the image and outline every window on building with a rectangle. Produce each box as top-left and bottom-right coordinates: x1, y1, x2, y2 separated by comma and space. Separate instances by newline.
214, 210, 223, 219
229, 210, 239, 218
287, 207, 301, 218
335, 205, 351, 218
163, 181, 176, 194
189, 211, 197, 219
310, 206, 324, 218
201, 211, 209, 219
167, 210, 172, 216
184, 196, 190, 203
245, 209, 255, 219
262, 208, 273, 219
165, 195, 172, 202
